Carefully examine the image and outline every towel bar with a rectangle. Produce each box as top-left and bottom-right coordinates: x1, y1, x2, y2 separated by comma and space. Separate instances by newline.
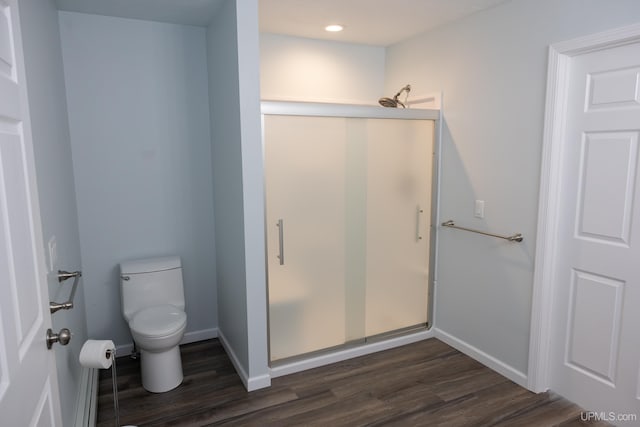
441, 220, 523, 242
50, 270, 82, 314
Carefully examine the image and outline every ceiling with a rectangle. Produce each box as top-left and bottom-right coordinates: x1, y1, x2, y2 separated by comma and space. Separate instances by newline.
55, 0, 225, 27
259, 0, 512, 46
56, 0, 512, 47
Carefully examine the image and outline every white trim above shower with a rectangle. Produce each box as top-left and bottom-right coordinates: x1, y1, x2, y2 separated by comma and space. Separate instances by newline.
261, 100, 440, 120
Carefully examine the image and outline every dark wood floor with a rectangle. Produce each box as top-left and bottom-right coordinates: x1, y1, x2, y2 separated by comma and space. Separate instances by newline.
97, 338, 608, 427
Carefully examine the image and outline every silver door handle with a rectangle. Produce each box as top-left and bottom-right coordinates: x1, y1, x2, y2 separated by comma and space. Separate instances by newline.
277, 219, 284, 265
46, 328, 71, 349
416, 205, 424, 241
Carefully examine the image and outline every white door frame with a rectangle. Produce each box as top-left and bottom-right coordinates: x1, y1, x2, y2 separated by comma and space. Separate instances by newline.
528, 22, 640, 393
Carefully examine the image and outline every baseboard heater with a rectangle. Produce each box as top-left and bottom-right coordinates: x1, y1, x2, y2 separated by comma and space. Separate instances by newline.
74, 367, 99, 427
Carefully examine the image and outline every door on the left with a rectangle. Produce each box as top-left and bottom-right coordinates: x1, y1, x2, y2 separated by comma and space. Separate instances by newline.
0, 1, 62, 425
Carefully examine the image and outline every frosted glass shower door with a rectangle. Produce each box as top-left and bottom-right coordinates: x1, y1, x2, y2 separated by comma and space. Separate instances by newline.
264, 115, 348, 361
364, 119, 433, 336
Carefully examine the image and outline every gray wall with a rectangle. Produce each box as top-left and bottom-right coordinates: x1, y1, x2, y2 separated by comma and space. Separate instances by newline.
207, 0, 248, 366
236, 0, 269, 386
19, 1, 86, 425
260, 33, 385, 104
385, 0, 640, 376
58, 11, 217, 346
207, 0, 269, 388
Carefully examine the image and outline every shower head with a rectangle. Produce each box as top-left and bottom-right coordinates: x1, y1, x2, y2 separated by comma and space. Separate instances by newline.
378, 97, 402, 108
378, 84, 411, 108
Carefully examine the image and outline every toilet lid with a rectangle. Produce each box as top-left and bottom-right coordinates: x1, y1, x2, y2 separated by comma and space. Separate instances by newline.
130, 304, 186, 337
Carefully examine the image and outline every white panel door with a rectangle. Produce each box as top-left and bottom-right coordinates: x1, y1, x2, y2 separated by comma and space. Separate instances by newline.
0, 1, 62, 425
550, 41, 640, 424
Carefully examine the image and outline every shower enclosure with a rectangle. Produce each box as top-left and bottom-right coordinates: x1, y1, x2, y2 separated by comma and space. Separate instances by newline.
262, 101, 438, 363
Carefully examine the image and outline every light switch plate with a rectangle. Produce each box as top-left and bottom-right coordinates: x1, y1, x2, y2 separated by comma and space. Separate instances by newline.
48, 236, 57, 272
474, 200, 485, 218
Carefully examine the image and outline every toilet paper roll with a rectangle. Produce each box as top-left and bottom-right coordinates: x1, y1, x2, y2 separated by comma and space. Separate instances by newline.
79, 339, 115, 369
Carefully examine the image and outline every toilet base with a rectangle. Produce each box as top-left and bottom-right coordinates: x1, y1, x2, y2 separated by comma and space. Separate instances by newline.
140, 346, 183, 393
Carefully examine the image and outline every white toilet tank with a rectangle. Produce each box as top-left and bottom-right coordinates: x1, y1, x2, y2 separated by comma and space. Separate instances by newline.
120, 256, 185, 322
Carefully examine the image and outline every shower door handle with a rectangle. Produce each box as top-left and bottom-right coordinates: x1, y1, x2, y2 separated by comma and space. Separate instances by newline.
277, 219, 284, 265
416, 205, 424, 242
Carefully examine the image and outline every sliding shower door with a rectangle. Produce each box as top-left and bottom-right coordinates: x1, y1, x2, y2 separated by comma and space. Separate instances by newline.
264, 111, 434, 362
364, 119, 433, 337
264, 115, 348, 361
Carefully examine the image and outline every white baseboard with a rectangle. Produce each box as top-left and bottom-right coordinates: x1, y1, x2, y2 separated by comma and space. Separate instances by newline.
217, 329, 249, 390
434, 328, 528, 388
183, 327, 219, 344
112, 326, 272, 391
216, 329, 271, 391
114, 327, 219, 356
270, 329, 435, 378
74, 367, 98, 427
246, 373, 271, 391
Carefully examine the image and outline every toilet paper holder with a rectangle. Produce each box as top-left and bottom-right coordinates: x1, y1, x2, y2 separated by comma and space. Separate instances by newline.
106, 348, 120, 427
80, 342, 120, 426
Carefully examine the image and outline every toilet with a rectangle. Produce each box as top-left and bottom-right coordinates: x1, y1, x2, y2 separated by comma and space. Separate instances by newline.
120, 256, 187, 393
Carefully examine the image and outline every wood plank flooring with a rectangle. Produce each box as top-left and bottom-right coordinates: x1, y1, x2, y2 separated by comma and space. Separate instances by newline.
97, 339, 609, 426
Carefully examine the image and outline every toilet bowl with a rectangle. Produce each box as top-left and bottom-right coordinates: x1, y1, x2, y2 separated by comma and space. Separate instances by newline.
120, 256, 187, 393
130, 304, 187, 392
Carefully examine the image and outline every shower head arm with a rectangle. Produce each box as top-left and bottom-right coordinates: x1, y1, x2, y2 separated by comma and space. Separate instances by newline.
393, 84, 411, 100
392, 85, 411, 108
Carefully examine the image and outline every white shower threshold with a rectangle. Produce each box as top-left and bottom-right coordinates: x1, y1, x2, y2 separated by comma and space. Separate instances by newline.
269, 328, 435, 378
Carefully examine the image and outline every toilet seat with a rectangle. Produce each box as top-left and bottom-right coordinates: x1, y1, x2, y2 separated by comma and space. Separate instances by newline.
130, 304, 186, 338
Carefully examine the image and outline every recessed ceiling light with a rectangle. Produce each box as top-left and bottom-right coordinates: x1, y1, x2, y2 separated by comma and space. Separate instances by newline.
325, 24, 344, 32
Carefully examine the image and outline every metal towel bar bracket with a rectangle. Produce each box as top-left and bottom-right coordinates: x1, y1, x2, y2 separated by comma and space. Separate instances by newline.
50, 270, 82, 314
441, 220, 523, 243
